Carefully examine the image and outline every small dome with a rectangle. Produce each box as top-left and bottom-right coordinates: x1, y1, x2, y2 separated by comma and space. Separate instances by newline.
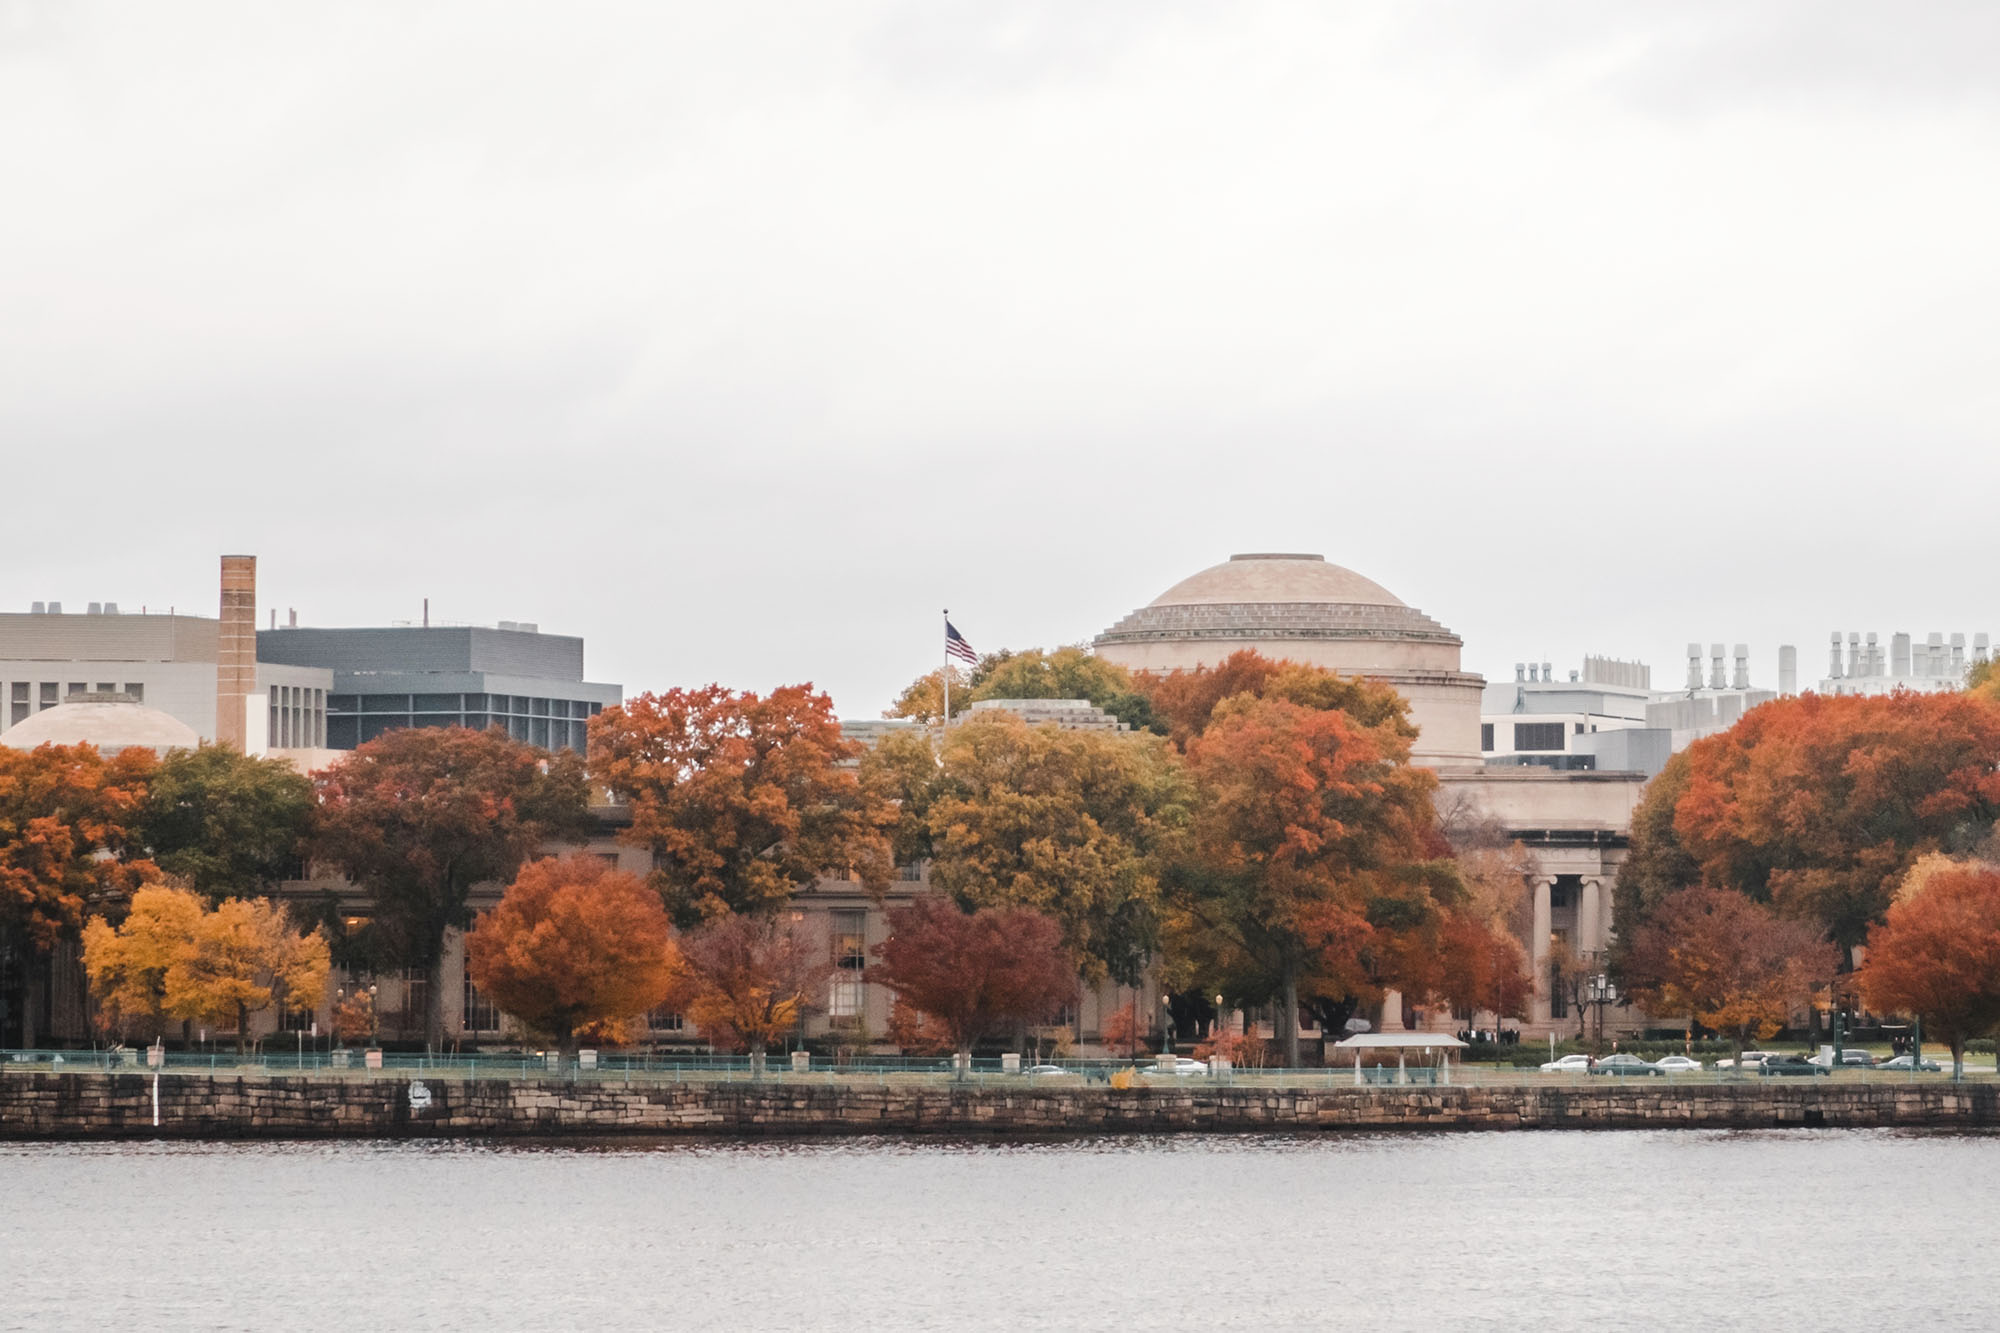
1, 698, 201, 756
1146, 553, 1406, 609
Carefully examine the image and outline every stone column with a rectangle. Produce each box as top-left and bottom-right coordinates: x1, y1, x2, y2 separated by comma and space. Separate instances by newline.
1380, 989, 1407, 1033
1579, 879, 1603, 957
1530, 877, 1553, 1027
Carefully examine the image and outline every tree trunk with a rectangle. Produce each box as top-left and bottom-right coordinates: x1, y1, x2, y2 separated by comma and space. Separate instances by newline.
1281, 970, 1300, 1070
427, 948, 449, 1052
235, 1002, 249, 1056
1951, 1039, 1964, 1081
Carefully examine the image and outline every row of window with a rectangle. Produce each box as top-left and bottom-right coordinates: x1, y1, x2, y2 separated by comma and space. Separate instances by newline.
326, 714, 591, 752
6, 680, 145, 726
328, 694, 600, 719
1480, 721, 1575, 753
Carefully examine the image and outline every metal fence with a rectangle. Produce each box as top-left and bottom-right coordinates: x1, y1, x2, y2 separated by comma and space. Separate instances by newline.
2, 1049, 1987, 1089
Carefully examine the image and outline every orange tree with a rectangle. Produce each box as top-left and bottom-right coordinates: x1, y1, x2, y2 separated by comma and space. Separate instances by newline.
1858, 861, 2000, 1078
665, 912, 832, 1061
465, 855, 677, 1053
1619, 886, 1836, 1069
80, 882, 205, 1041
590, 685, 894, 926
1614, 691, 2000, 956
0, 742, 156, 1046
870, 895, 1076, 1060
313, 727, 591, 1047
1169, 681, 1452, 1068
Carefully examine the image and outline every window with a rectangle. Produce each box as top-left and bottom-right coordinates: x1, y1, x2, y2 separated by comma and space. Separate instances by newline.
360, 694, 412, 714
94, 682, 114, 695
400, 967, 429, 1030
1574, 722, 1585, 734
647, 1007, 684, 1033
413, 693, 460, 712
463, 975, 499, 1032
10, 682, 27, 726
1513, 722, 1567, 752
830, 909, 866, 1020
66, 682, 85, 698
1480, 723, 1494, 752
39, 682, 57, 709
895, 862, 925, 882
123, 683, 143, 704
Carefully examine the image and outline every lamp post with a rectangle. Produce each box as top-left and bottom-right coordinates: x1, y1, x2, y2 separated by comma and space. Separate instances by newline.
1161, 993, 1174, 1055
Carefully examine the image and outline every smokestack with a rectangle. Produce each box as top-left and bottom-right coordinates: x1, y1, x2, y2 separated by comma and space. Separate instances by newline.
1688, 643, 1704, 691
1976, 634, 1990, 666
1778, 645, 1798, 696
1710, 643, 1726, 690
1892, 632, 1912, 678
1731, 644, 1749, 691
288, 608, 297, 629
1828, 632, 1842, 680
217, 555, 256, 752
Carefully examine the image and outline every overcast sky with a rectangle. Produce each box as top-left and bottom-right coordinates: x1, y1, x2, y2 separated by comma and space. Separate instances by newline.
5, 2, 1997, 715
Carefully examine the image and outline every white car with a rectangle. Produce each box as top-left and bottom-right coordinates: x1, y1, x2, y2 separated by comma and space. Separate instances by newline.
1653, 1055, 1703, 1074
1139, 1057, 1210, 1077
1540, 1054, 1591, 1073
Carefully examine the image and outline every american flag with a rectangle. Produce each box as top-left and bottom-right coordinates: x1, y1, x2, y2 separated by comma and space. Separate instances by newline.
945, 620, 977, 665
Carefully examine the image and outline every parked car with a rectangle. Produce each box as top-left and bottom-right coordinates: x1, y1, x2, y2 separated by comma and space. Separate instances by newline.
1716, 1051, 1785, 1070
1759, 1056, 1831, 1077
1588, 1053, 1663, 1077
1139, 1057, 1210, 1078
1653, 1055, 1703, 1073
1024, 1065, 1072, 1078
1540, 1054, 1592, 1073
1876, 1055, 1944, 1072
1835, 1050, 1877, 1067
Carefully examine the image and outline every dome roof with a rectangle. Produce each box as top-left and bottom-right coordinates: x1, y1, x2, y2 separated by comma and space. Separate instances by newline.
1146, 553, 1405, 609
1096, 553, 1458, 650
1, 698, 201, 755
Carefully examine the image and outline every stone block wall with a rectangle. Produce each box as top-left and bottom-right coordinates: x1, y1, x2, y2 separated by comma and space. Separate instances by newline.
5, 1074, 2000, 1140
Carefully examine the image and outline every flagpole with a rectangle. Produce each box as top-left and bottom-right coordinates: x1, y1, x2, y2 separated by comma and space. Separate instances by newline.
941, 608, 951, 734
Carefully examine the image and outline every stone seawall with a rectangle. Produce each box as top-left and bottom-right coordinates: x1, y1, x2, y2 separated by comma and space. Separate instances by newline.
6, 1074, 2000, 1140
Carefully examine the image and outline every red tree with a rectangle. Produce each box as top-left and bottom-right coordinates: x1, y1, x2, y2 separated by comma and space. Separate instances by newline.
313, 727, 592, 1046
667, 913, 833, 1059
1858, 862, 2000, 1078
1620, 887, 1837, 1068
466, 855, 677, 1053
871, 896, 1077, 1059
590, 684, 895, 926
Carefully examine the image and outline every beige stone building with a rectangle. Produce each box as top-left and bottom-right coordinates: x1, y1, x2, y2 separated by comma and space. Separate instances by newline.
1096, 551, 1648, 1040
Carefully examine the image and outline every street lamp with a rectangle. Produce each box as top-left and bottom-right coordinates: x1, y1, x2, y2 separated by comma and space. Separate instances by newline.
1161, 993, 1174, 1055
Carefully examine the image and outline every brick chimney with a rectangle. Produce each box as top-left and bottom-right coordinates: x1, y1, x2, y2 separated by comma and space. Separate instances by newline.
217, 555, 256, 751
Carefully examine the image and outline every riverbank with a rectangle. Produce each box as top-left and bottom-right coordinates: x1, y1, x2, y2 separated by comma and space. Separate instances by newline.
6, 1071, 2000, 1139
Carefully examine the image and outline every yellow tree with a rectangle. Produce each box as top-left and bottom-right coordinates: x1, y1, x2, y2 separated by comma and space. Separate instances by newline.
81, 883, 205, 1041
864, 710, 1191, 987
164, 898, 331, 1054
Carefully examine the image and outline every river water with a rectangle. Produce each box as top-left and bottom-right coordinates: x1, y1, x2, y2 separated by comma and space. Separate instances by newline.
2, 1129, 1993, 1331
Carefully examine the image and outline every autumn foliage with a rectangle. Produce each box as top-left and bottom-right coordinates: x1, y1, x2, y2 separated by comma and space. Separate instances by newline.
1619, 886, 1836, 1063
1172, 681, 1446, 1066
864, 710, 1189, 985
591, 685, 895, 926
82, 884, 330, 1052
314, 726, 591, 1045
1858, 861, 2000, 1077
666, 912, 833, 1055
0, 742, 156, 952
1617, 691, 2000, 952
871, 896, 1077, 1057
465, 855, 677, 1052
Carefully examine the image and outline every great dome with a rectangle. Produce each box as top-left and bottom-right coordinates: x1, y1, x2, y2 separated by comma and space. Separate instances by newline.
0, 697, 200, 756
1093, 552, 1485, 767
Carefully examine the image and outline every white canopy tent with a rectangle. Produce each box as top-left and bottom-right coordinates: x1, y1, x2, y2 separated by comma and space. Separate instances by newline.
1331, 1032, 1469, 1085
